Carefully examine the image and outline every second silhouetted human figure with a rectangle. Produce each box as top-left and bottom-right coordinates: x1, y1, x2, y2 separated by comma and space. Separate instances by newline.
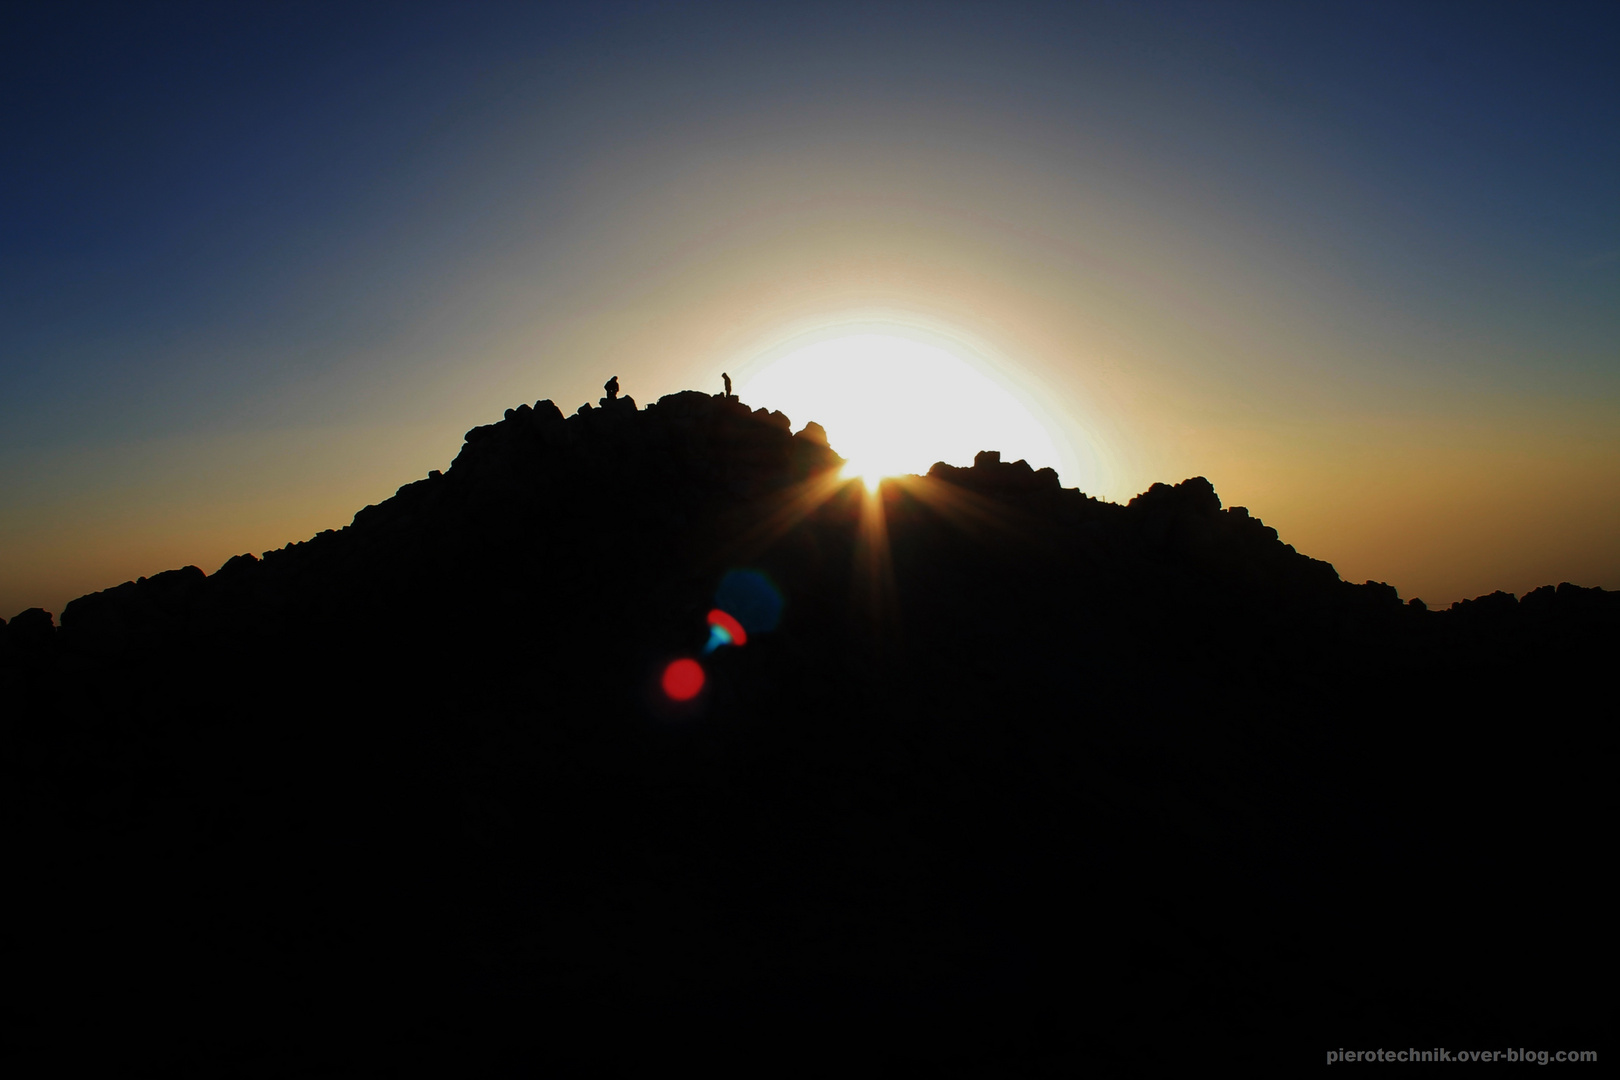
604, 376, 620, 401
722, 372, 733, 398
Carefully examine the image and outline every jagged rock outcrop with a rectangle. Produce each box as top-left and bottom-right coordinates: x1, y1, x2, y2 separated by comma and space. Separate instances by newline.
2, 386, 1612, 1071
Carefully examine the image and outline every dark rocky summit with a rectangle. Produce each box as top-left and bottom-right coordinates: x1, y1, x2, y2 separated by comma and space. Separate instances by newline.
2, 388, 1612, 1071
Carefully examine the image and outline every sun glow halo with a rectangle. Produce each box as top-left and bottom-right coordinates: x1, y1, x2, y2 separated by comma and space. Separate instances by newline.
737, 335, 1062, 488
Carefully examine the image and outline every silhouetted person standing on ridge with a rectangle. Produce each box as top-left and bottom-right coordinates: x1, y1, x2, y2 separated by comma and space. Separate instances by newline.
604, 376, 620, 401
722, 372, 732, 398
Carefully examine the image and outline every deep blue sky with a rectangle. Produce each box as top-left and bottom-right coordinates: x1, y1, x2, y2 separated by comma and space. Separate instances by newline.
2, 1, 1617, 614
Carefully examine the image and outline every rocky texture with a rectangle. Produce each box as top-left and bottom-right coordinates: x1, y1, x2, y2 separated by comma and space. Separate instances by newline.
2, 387, 1612, 1071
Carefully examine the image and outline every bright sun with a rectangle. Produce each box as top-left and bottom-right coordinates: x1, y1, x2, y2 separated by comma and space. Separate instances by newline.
737, 334, 1063, 489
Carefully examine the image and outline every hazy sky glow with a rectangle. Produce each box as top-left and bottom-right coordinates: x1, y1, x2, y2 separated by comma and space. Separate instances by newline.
2, 1, 1616, 616
738, 330, 1073, 489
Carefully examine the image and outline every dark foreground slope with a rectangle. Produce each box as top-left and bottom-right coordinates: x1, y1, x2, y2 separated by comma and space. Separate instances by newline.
3, 390, 1613, 1071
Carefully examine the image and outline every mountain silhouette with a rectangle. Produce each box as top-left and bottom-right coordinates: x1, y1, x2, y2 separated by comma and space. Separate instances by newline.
2, 388, 1612, 1071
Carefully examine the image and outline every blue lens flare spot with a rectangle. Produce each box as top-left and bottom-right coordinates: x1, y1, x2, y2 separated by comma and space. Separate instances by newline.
715, 570, 783, 635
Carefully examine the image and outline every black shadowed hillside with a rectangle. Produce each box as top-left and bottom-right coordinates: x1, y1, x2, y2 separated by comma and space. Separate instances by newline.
2, 387, 1613, 1071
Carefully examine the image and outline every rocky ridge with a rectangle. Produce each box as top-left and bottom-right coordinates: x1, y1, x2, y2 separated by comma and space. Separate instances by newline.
1, 385, 1612, 1070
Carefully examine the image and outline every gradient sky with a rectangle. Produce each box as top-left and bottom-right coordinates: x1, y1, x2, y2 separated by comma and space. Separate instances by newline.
3, 0, 1617, 618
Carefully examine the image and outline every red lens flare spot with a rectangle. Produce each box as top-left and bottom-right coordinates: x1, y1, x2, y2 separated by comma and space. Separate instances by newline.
707, 608, 747, 647
661, 658, 705, 701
